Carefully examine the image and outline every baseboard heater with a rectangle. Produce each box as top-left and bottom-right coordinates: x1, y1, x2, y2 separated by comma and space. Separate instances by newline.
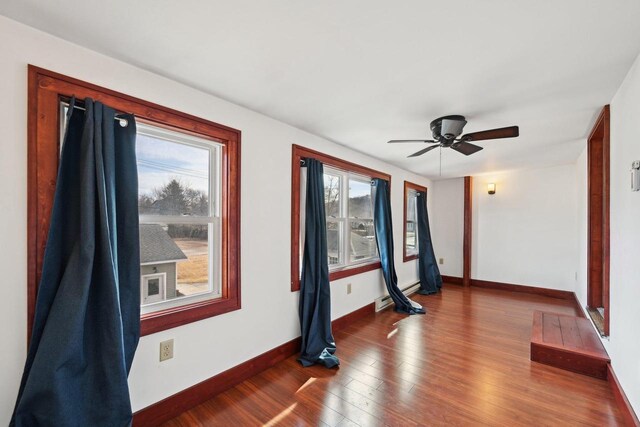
375, 281, 420, 312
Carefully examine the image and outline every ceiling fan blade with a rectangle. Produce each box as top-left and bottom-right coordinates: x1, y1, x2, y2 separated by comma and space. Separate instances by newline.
388, 139, 436, 144
461, 126, 519, 142
408, 145, 439, 157
451, 142, 483, 156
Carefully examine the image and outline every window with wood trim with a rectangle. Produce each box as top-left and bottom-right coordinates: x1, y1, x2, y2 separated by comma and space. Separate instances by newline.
291, 145, 390, 291
28, 66, 241, 336
403, 181, 427, 262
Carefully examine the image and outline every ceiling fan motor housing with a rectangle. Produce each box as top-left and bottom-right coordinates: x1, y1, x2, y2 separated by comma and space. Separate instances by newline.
430, 115, 467, 142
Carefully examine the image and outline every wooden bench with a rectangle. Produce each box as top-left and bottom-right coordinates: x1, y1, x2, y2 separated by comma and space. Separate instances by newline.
530, 311, 610, 379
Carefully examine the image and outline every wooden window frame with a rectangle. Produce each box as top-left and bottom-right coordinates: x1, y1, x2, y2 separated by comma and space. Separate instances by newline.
403, 181, 427, 262
27, 65, 241, 337
291, 145, 390, 292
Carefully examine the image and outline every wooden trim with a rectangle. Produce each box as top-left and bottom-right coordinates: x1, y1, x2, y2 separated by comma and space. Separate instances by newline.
441, 275, 463, 285
463, 176, 472, 287
470, 279, 574, 300
290, 144, 390, 291
292, 145, 391, 182
27, 66, 241, 337
587, 105, 610, 336
331, 302, 375, 332
602, 106, 610, 336
403, 181, 427, 262
133, 302, 375, 426
608, 364, 640, 427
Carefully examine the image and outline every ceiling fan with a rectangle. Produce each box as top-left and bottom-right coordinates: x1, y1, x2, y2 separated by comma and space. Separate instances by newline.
388, 115, 519, 157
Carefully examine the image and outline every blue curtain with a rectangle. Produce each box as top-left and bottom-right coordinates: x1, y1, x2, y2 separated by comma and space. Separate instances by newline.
416, 190, 442, 294
373, 179, 425, 315
298, 158, 339, 368
12, 98, 140, 426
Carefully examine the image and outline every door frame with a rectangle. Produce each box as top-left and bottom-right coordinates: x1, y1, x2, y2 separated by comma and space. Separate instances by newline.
587, 105, 610, 335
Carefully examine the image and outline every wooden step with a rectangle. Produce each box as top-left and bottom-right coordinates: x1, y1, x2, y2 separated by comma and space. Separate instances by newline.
530, 310, 610, 379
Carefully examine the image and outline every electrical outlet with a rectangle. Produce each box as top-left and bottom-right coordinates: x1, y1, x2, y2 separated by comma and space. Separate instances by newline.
159, 339, 174, 362
439, 258, 444, 265
347, 283, 352, 294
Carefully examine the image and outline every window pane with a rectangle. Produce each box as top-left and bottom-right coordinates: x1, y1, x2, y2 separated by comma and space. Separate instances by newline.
140, 223, 212, 306
406, 220, 417, 251
326, 220, 342, 266
348, 178, 373, 219
148, 279, 160, 295
349, 219, 377, 261
324, 173, 341, 218
407, 192, 417, 222
137, 133, 210, 216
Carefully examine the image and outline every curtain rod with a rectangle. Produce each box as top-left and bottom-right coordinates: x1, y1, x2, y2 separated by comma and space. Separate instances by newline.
299, 158, 381, 186
66, 103, 129, 127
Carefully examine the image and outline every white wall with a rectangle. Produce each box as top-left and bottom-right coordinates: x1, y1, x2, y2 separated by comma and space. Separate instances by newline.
431, 178, 464, 277
471, 166, 578, 290
0, 16, 432, 421
574, 51, 640, 417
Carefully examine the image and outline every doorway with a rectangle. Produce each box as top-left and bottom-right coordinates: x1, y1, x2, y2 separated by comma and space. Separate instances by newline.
587, 105, 610, 336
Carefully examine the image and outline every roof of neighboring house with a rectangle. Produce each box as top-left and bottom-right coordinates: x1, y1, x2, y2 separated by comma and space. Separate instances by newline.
327, 229, 376, 258
140, 224, 188, 264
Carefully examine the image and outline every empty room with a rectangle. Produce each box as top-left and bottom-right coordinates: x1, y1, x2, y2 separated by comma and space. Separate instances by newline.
1, 1, 640, 426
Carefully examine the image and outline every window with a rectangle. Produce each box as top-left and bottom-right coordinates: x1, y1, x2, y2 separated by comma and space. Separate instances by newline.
324, 167, 377, 269
28, 66, 241, 336
403, 181, 427, 262
291, 145, 390, 291
136, 123, 221, 315
142, 273, 167, 305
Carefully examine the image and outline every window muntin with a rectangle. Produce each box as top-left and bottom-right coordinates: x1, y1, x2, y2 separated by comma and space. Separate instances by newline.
136, 123, 222, 314
323, 166, 378, 271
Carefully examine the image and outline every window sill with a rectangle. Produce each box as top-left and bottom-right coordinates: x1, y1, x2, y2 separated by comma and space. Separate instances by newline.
140, 295, 240, 336
291, 260, 382, 292
329, 261, 382, 282
403, 253, 419, 262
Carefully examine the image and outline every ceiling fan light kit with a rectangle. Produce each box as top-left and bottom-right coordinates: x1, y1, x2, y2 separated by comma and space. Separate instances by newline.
388, 115, 519, 158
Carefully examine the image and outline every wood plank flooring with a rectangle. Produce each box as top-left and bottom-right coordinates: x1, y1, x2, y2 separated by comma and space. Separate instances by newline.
161, 284, 624, 426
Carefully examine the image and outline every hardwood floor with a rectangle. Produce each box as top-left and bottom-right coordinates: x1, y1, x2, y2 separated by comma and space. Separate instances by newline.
161, 284, 624, 426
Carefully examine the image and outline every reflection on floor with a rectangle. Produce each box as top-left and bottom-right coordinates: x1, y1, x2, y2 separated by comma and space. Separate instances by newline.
162, 284, 624, 426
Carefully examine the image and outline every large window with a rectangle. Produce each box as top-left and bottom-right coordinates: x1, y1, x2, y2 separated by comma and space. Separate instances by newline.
403, 181, 427, 262
291, 145, 390, 291
28, 66, 241, 336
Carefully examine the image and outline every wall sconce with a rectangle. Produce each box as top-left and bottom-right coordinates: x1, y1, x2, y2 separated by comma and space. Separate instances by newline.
488, 183, 496, 195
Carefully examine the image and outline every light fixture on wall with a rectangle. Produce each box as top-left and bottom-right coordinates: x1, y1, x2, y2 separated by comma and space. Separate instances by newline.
488, 183, 496, 195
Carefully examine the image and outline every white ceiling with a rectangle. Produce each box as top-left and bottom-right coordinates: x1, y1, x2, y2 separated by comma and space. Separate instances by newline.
2, 0, 640, 179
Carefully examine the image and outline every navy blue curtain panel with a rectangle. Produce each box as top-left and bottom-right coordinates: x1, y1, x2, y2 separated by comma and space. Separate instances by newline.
11, 98, 140, 426
416, 190, 442, 295
372, 179, 425, 315
298, 158, 339, 368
